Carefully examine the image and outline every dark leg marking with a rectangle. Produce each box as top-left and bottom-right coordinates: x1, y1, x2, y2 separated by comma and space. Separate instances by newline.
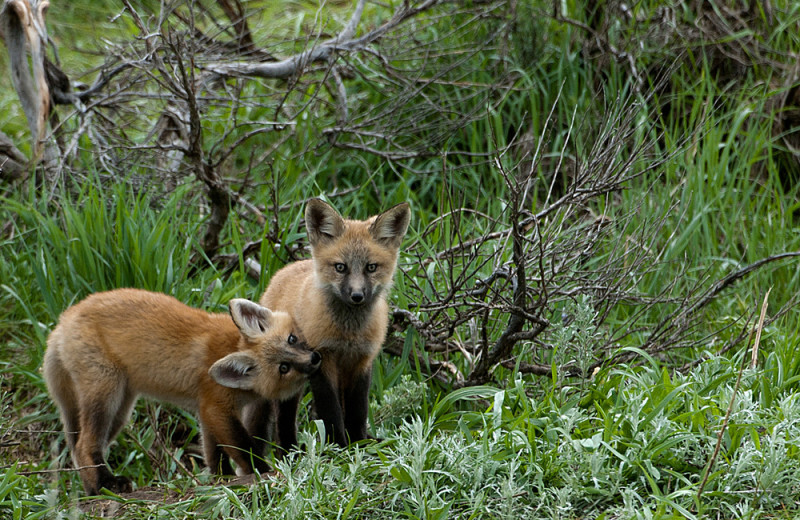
217, 415, 271, 474
242, 398, 274, 458
310, 374, 347, 446
276, 395, 301, 454
343, 368, 372, 443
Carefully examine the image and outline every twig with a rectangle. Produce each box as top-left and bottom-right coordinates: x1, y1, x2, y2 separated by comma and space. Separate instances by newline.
499, 360, 551, 376
145, 405, 202, 486
383, 336, 461, 385
645, 252, 800, 352
751, 287, 770, 368
697, 290, 770, 501
76, 63, 133, 102
9, 464, 104, 476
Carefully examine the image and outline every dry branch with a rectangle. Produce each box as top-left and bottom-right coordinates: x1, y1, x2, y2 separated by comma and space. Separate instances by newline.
1, 0, 51, 170
0, 130, 27, 182
203, 0, 368, 79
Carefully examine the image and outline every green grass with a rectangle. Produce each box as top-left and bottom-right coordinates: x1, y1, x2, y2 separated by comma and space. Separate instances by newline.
2, 0, 800, 518
15, 352, 798, 518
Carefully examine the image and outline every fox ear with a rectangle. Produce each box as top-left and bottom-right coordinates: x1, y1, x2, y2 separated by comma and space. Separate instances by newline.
306, 198, 345, 246
229, 299, 273, 340
370, 202, 411, 247
209, 352, 259, 390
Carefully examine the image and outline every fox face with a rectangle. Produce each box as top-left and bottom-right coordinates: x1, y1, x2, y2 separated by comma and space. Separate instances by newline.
210, 299, 322, 401
306, 199, 411, 311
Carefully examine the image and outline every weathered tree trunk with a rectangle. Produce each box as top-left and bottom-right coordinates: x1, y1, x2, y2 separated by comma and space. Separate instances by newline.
0, 0, 61, 181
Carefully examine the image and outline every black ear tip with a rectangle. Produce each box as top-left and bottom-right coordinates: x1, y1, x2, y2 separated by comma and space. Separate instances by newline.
306, 198, 330, 220
306, 198, 329, 210
389, 203, 411, 221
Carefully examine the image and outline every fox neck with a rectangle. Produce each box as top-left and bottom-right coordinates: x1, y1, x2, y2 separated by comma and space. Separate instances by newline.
324, 289, 382, 333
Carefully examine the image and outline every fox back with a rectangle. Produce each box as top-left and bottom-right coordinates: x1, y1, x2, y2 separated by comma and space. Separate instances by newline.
46, 289, 316, 403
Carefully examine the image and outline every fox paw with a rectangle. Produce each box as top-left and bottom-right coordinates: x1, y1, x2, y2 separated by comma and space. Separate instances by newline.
101, 475, 132, 494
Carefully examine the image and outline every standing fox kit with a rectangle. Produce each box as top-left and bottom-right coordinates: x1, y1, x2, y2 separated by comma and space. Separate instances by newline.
43, 289, 321, 495
260, 198, 410, 448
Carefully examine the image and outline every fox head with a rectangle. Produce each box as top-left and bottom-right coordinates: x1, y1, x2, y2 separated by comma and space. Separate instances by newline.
305, 198, 411, 311
209, 299, 321, 400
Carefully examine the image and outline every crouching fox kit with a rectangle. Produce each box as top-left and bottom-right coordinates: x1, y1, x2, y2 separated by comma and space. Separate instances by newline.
260, 199, 410, 448
43, 289, 321, 495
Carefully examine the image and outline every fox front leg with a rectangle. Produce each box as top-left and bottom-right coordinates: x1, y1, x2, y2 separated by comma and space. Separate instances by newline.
309, 374, 348, 446
343, 368, 372, 443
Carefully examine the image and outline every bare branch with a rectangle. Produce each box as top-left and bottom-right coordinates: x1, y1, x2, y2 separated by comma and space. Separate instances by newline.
203, 0, 368, 79
0, 130, 27, 182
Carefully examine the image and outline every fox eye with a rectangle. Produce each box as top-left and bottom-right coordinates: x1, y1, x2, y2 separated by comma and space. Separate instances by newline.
279, 363, 290, 374
334, 263, 347, 273
288, 333, 297, 345
366, 263, 378, 273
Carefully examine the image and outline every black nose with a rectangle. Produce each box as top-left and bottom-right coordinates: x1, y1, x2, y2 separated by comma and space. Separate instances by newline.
311, 351, 321, 366
350, 291, 364, 304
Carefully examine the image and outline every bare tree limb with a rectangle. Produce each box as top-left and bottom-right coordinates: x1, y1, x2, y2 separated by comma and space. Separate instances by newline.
0, 130, 27, 182
201, 0, 405, 79
642, 251, 800, 353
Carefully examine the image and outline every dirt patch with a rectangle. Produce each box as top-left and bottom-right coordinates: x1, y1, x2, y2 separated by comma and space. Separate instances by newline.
76, 474, 264, 518
78, 487, 195, 517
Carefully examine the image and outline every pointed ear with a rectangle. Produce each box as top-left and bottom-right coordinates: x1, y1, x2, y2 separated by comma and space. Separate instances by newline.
229, 299, 273, 340
209, 352, 260, 390
305, 198, 345, 247
369, 202, 411, 247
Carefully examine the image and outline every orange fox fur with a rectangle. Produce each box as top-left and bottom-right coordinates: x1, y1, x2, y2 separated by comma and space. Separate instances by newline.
43, 288, 320, 495
259, 198, 410, 447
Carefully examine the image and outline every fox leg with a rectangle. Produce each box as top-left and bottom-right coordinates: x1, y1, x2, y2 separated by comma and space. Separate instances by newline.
107, 391, 136, 446
43, 348, 80, 458
242, 398, 274, 457
201, 406, 270, 475
274, 395, 300, 453
343, 368, 372, 443
309, 374, 347, 446
201, 428, 226, 474
74, 381, 132, 495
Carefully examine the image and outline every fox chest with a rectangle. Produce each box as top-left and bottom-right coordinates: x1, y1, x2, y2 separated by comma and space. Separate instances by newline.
312, 338, 379, 384
316, 337, 380, 360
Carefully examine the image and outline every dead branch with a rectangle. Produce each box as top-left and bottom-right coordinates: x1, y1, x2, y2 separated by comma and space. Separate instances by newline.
642, 251, 800, 354
465, 155, 535, 387
213, 0, 255, 53
203, 0, 368, 79
383, 335, 460, 386
168, 33, 231, 260
0, 130, 27, 182
378, 75, 794, 388
1, 0, 50, 168
11, 464, 105, 476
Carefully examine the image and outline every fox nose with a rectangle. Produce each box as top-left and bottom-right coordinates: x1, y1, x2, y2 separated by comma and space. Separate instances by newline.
350, 291, 364, 304
310, 351, 321, 366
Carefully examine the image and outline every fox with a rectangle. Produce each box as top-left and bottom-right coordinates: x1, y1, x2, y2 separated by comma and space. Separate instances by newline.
259, 198, 410, 449
42, 288, 321, 495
